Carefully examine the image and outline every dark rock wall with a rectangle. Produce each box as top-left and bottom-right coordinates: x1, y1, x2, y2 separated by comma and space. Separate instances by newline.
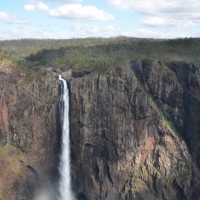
70, 62, 200, 200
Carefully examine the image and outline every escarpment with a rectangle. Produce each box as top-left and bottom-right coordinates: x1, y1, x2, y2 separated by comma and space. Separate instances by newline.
69, 61, 200, 200
1, 58, 200, 200
0, 63, 60, 200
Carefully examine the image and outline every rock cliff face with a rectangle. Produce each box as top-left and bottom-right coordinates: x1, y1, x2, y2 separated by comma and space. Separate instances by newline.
1, 59, 200, 200
0, 62, 59, 200
69, 61, 200, 200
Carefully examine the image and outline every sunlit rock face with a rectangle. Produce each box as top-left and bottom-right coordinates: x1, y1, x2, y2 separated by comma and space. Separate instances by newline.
70, 61, 200, 200
0, 62, 59, 200
1, 60, 200, 200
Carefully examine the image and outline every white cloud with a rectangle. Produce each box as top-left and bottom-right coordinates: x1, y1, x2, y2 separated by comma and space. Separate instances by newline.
140, 16, 191, 28
0, 24, 194, 40
141, 17, 174, 27
49, 4, 114, 21
108, 0, 200, 28
69, 24, 115, 37
108, 0, 200, 14
24, 1, 49, 12
0, 12, 28, 24
47, 0, 82, 3
68, 24, 168, 38
0, 28, 68, 40
0, 25, 120, 40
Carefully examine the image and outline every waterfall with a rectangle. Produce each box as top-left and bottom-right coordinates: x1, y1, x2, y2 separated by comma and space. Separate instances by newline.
58, 75, 74, 200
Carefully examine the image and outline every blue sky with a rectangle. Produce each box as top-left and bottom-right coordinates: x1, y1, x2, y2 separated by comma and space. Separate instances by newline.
0, 0, 200, 39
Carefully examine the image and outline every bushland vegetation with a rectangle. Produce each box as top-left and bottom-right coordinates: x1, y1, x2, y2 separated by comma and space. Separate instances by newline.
0, 37, 200, 73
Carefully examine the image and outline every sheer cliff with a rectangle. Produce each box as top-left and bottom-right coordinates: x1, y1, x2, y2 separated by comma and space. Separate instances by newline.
0, 62, 59, 200
0, 58, 200, 200
69, 61, 200, 200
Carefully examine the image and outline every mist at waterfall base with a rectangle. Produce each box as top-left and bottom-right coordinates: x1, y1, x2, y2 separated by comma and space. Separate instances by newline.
58, 75, 74, 200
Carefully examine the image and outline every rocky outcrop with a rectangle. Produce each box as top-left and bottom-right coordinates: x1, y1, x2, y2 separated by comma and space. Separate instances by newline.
0, 63, 59, 200
70, 62, 200, 200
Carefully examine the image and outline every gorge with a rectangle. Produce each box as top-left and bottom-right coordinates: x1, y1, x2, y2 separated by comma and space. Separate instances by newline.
0, 38, 200, 200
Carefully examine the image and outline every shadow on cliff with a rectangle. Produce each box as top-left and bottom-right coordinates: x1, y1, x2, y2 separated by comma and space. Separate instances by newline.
49, 82, 63, 199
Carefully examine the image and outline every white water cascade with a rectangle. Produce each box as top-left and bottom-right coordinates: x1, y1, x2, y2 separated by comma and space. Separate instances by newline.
58, 75, 74, 200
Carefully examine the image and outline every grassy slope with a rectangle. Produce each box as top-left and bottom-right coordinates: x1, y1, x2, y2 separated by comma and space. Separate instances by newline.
0, 144, 25, 200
